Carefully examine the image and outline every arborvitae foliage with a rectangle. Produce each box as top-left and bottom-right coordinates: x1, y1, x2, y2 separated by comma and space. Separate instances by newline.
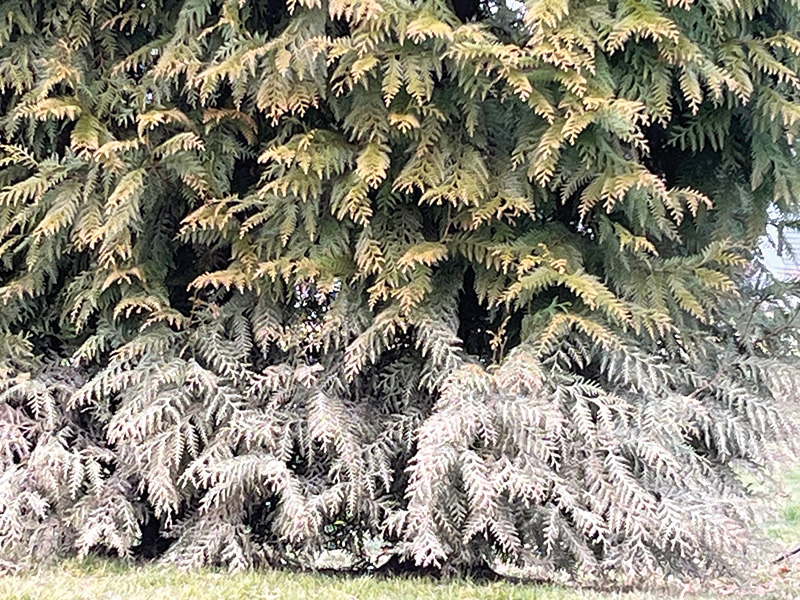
1, 0, 800, 583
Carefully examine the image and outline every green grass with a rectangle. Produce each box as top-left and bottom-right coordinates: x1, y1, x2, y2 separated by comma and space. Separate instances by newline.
3, 557, 798, 600
0, 560, 648, 600
766, 468, 800, 546
2, 471, 799, 600
0, 561, 727, 600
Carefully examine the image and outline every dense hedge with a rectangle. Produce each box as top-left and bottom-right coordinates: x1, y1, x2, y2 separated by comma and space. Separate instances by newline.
1, 0, 800, 583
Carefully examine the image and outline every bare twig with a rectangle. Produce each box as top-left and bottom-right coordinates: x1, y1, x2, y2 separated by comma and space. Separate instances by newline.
773, 545, 800, 564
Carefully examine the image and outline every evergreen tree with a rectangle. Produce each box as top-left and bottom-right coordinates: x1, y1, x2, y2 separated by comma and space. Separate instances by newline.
1, 0, 800, 583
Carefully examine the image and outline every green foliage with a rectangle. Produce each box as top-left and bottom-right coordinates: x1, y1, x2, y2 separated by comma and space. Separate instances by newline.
1, 0, 800, 585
